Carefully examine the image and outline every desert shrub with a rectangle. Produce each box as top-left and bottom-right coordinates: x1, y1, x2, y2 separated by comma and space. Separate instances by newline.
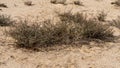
58, 12, 86, 25
7, 12, 114, 49
80, 20, 113, 40
24, 1, 33, 6
0, 14, 13, 26
7, 20, 77, 48
7, 21, 40, 48
111, 0, 120, 6
58, 12, 113, 40
97, 11, 107, 22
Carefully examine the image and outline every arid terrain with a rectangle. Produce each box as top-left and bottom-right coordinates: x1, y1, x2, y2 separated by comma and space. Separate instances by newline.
0, 0, 120, 68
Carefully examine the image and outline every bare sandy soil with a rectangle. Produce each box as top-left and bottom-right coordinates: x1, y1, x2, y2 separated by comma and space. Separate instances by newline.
0, 0, 120, 68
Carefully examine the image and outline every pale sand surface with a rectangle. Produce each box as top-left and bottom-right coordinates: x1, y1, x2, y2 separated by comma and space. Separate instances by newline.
0, 0, 120, 68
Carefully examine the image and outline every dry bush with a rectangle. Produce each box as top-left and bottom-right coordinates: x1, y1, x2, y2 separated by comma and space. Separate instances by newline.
80, 20, 113, 40
7, 20, 76, 48
6, 12, 114, 49
58, 12, 86, 25
58, 12, 113, 40
7, 21, 40, 48
0, 14, 13, 26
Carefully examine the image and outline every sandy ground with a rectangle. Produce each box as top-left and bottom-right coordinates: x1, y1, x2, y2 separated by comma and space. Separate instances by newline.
0, 0, 120, 68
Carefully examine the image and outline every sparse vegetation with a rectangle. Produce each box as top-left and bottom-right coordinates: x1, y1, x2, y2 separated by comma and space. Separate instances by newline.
80, 20, 113, 40
6, 12, 114, 49
59, 12, 113, 40
58, 12, 86, 25
7, 20, 44, 48
0, 14, 13, 26
7, 20, 76, 48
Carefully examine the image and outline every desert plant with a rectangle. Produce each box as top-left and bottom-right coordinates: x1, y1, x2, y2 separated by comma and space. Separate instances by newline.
80, 20, 113, 40
58, 12, 86, 25
0, 14, 13, 26
6, 12, 114, 49
111, 0, 120, 6
97, 11, 107, 22
58, 12, 113, 40
7, 21, 40, 48
7, 19, 77, 48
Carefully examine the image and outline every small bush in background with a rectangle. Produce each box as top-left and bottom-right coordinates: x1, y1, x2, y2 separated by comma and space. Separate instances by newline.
0, 14, 13, 26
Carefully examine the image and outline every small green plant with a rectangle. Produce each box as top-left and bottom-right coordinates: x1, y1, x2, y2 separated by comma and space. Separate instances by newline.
97, 11, 107, 22
0, 14, 13, 26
